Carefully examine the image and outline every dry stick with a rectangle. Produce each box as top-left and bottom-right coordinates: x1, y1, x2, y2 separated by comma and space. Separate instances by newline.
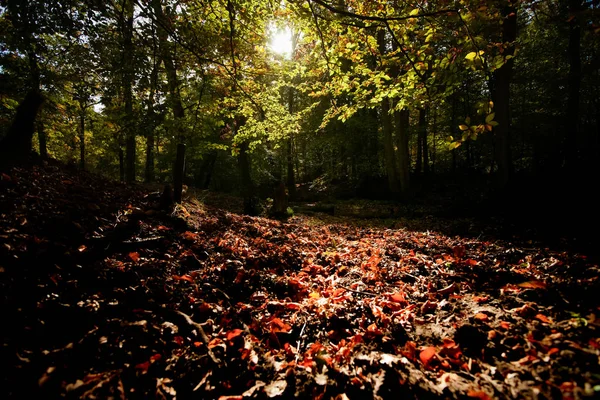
339, 284, 378, 297
175, 310, 220, 364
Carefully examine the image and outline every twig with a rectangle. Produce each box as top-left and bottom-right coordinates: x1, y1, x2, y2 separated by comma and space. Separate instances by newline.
175, 310, 220, 364
339, 285, 378, 296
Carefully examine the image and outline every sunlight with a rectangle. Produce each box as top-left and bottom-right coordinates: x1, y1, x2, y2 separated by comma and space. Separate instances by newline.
268, 27, 293, 58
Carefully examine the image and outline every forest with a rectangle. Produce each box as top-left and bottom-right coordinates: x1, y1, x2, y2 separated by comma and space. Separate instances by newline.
1, 0, 600, 399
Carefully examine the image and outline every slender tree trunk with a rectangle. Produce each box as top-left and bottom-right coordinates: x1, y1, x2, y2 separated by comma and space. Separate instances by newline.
416, 108, 428, 175
491, 0, 517, 188
378, 30, 400, 194
145, 133, 155, 183
119, 148, 125, 182
154, 0, 186, 200
287, 86, 296, 199
394, 108, 410, 195
79, 111, 85, 170
123, 0, 136, 182
37, 122, 47, 159
422, 107, 430, 175
565, 0, 583, 170
238, 141, 258, 216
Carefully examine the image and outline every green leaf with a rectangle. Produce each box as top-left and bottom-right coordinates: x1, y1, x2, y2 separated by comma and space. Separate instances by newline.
459, 124, 469, 131
409, 8, 420, 16
488, 121, 499, 127
485, 113, 495, 123
449, 141, 461, 150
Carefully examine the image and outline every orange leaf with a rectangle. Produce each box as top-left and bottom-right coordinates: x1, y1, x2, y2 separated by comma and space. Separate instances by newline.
173, 274, 194, 283
309, 291, 320, 299
226, 329, 244, 341
517, 280, 546, 289
390, 292, 406, 303
270, 318, 292, 333
474, 313, 489, 322
535, 314, 553, 324
128, 252, 140, 262
467, 390, 491, 400
419, 346, 437, 365
499, 321, 511, 330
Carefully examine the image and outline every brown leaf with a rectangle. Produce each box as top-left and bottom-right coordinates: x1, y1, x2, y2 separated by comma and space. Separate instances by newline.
226, 329, 244, 341
128, 252, 140, 262
467, 390, 491, 400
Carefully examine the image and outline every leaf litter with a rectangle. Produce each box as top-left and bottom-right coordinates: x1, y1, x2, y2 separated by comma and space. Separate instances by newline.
1, 162, 599, 399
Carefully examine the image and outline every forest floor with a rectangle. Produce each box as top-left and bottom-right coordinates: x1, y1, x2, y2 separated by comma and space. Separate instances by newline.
1, 161, 600, 400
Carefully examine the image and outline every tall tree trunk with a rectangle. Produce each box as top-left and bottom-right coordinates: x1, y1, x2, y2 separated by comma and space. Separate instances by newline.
394, 108, 410, 195
123, 0, 136, 182
119, 148, 125, 182
422, 107, 430, 175
565, 0, 583, 170
287, 86, 296, 199
491, 0, 517, 188
416, 108, 428, 175
153, 0, 186, 200
79, 110, 85, 170
37, 122, 47, 159
238, 141, 259, 216
145, 60, 159, 183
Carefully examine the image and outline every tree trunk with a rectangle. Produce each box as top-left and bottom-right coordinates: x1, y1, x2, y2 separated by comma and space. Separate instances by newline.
394, 108, 410, 195
145, 133, 155, 183
119, 148, 125, 182
0, 90, 44, 165
238, 141, 259, 216
416, 108, 428, 175
173, 143, 186, 203
153, 0, 186, 199
37, 122, 47, 159
378, 30, 400, 194
123, 0, 136, 182
491, 0, 517, 188
565, 0, 583, 170
79, 111, 85, 170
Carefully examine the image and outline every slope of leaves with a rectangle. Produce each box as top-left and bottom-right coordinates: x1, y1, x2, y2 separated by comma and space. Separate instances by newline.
1, 162, 599, 399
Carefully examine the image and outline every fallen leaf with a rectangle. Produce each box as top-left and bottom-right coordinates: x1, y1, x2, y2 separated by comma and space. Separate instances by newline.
535, 314, 553, 324
474, 313, 489, 322
128, 252, 140, 262
517, 280, 547, 289
419, 346, 437, 365
467, 390, 491, 400
227, 329, 244, 341
390, 292, 407, 303
264, 380, 287, 397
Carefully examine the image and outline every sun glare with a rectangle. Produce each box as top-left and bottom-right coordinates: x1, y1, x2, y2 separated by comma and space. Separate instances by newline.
269, 28, 293, 58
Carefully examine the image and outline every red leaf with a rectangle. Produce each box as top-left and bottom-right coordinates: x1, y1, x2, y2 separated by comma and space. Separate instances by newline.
419, 346, 437, 365
150, 353, 162, 362
128, 252, 140, 262
226, 329, 244, 341
452, 246, 466, 259
135, 361, 150, 372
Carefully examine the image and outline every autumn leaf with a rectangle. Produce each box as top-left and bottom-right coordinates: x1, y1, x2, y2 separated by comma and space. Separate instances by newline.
270, 318, 292, 333
389, 291, 407, 303
474, 313, 489, 322
467, 390, 491, 400
517, 280, 547, 289
419, 346, 437, 365
226, 329, 244, 341
535, 314, 553, 324
128, 252, 140, 262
